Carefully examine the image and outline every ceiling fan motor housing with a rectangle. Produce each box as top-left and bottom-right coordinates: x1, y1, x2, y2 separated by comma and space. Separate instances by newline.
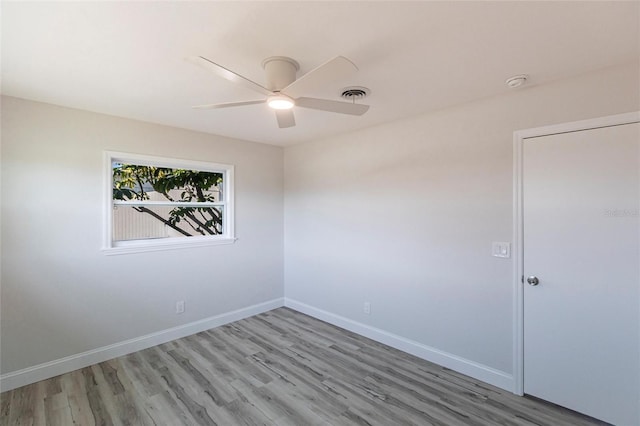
262, 56, 300, 91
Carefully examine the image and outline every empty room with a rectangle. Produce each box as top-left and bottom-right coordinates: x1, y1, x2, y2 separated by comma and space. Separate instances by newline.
1, 1, 639, 425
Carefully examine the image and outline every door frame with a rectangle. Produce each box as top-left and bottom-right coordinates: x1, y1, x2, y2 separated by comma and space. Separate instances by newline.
512, 111, 640, 395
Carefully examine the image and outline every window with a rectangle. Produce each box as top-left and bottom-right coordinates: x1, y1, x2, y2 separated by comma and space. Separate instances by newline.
103, 151, 234, 254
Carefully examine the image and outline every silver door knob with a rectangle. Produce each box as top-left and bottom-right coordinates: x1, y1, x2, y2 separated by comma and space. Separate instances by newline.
527, 276, 539, 286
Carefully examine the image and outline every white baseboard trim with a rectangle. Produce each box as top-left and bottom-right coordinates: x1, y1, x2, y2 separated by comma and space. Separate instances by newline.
284, 298, 514, 392
0, 297, 284, 392
2, 297, 514, 393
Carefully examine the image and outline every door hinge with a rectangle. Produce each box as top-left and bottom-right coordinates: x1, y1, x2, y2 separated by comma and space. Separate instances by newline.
521, 275, 524, 284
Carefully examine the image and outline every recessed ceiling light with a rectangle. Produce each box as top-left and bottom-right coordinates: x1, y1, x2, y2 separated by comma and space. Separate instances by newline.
268, 95, 295, 110
506, 75, 528, 89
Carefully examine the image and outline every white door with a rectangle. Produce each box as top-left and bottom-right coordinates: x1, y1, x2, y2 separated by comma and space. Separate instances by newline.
523, 122, 640, 426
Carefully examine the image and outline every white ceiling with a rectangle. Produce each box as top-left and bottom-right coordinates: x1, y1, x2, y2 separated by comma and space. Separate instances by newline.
2, 1, 638, 146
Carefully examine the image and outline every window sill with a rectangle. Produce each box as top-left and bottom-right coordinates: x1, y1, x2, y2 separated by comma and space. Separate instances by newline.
102, 237, 237, 255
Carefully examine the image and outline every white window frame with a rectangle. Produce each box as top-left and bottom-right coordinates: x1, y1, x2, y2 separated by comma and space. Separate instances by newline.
103, 151, 235, 255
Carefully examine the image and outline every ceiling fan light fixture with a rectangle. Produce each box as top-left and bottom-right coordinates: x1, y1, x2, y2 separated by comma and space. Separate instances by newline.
191, 55, 369, 127
268, 95, 295, 110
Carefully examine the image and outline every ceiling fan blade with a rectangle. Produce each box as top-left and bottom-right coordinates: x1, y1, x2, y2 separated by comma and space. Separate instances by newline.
188, 56, 273, 96
275, 109, 295, 128
192, 99, 266, 109
281, 56, 358, 98
295, 97, 369, 116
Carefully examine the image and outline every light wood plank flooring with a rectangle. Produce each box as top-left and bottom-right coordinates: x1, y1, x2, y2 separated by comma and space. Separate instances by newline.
1, 308, 608, 425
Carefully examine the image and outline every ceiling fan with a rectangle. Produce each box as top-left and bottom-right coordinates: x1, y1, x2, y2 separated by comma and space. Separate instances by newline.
188, 55, 369, 128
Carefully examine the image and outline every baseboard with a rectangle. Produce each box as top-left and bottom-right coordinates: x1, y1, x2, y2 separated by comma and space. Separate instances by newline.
0, 297, 284, 392
2, 297, 514, 393
284, 298, 514, 392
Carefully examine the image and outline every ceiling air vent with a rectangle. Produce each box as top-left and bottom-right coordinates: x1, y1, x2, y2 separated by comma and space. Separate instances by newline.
341, 86, 370, 100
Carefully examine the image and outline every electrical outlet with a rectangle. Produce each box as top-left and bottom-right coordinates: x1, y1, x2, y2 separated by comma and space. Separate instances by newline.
364, 301, 371, 315
176, 300, 185, 314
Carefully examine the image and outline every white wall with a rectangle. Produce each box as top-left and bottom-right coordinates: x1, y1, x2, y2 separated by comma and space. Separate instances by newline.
284, 62, 640, 384
0, 96, 284, 375
2, 60, 638, 391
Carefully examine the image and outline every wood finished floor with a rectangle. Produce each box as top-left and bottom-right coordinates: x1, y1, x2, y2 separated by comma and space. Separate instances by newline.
1, 307, 608, 426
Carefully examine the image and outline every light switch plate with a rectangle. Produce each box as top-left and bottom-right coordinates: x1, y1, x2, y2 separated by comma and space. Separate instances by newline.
492, 242, 511, 258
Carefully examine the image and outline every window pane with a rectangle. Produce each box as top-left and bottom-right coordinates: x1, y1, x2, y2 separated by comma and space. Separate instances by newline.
113, 205, 224, 242
112, 163, 223, 203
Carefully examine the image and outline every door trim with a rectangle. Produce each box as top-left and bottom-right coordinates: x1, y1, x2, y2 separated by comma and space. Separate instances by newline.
512, 111, 640, 395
